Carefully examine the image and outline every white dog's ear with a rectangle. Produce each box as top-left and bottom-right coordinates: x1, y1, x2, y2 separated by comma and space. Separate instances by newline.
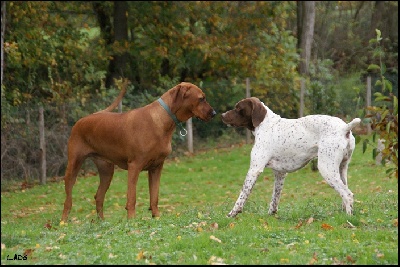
251, 98, 267, 128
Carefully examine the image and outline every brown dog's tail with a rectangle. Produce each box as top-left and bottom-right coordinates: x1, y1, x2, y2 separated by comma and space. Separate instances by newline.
97, 78, 130, 113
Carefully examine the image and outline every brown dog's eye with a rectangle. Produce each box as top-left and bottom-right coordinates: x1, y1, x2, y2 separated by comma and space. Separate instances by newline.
199, 97, 205, 102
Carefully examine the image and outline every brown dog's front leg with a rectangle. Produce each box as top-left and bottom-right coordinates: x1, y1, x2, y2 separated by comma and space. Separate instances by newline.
148, 163, 164, 217
61, 156, 83, 222
126, 162, 141, 219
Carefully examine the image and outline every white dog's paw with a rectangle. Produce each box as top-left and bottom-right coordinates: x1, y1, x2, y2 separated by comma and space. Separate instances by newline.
227, 210, 238, 218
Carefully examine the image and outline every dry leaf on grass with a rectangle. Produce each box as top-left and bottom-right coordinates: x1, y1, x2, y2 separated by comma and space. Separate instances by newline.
321, 223, 333, 230
210, 235, 222, 243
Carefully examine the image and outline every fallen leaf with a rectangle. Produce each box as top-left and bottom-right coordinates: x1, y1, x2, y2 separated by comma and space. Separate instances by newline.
137, 250, 144, 260
306, 217, 314, 224
128, 230, 140, 235
44, 221, 52, 230
280, 258, 289, 264
210, 222, 219, 230
208, 255, 226, 265
295, 220, 303, 229
23, 249, 34, 256
229, 222, 235, 229
346, 255, 355, 263
321, 223, 333, 230
109, 253, 117, 259
309, 252, 318, 265
210, 235, 222, 243
57, 233, 66, 241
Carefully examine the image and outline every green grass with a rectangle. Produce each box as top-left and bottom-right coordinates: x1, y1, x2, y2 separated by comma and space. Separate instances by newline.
1, 140, 398, 265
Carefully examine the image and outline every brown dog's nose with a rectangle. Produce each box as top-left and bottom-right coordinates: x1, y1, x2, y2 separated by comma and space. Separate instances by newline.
211, 110, 217, 117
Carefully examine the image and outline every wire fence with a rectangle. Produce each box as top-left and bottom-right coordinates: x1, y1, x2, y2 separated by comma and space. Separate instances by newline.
0, 95, 249, 187
2, 75, 381, 188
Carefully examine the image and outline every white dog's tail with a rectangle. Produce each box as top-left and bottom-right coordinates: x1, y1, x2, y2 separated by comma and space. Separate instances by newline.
344, 118, 361, 132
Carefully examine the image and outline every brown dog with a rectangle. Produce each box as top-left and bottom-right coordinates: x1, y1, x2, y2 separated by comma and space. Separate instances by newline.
61, 81, 216, 221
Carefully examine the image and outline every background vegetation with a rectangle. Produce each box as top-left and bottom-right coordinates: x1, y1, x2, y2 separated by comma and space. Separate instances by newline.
1, 2, 398, 182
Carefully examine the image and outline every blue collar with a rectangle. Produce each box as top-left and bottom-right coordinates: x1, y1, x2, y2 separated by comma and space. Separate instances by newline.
157, 98, 187, 136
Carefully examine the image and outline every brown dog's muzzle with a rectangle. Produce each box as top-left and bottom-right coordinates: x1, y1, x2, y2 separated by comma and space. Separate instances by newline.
202, 108, 217, 122
195, 103, 217, 122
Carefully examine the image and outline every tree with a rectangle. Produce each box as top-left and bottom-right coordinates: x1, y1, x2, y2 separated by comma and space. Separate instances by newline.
1, 1, 5, 85
298, 1, 315, 76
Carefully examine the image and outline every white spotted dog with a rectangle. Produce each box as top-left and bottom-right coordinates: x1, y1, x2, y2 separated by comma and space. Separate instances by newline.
221, 97, 361, 217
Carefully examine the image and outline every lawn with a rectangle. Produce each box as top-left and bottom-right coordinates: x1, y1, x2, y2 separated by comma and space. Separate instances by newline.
1, 138, 398, 265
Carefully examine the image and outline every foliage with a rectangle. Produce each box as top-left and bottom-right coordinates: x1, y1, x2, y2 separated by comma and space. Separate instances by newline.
253, 24, 300, 118
314, 1, 398, 73
363, 30, 398, 179
331, 72, 365, 119
307, 59, 339, 116
3, 2, 108, 117
1, 142, 398, 264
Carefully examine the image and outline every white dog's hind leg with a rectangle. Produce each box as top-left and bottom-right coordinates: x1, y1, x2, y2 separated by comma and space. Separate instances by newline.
318, 152, 354, 215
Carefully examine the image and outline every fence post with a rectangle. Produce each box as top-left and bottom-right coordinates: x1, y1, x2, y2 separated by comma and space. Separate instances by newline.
187, 118, 193, 153
118, 100, 122, 113
366, 76, 372, 134
246, 78, 251, 144
39, 106, 47, 185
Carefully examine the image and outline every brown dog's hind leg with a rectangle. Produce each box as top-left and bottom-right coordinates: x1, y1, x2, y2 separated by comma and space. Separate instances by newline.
125, 162, 141, 219
61, 156, 84, 222
148, 163, 164, 217
93, 158, 115, 220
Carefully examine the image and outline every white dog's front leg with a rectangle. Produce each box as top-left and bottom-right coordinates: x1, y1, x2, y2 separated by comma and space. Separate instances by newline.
227, 168, 262, 217
268, 171, 287, 215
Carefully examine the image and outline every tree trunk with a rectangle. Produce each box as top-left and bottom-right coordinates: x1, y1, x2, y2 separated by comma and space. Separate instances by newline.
110, 1, 129, 86
1, 1, 6, 86
298, 1, 315, 76
296, 1, 303, 51
370, 1, 384, 40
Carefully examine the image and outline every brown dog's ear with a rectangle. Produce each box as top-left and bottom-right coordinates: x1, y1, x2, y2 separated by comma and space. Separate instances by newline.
169, 83, 189, 112
250, 97, 267, 128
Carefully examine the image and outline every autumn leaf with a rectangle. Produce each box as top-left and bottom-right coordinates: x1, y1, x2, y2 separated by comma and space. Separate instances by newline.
309, 252, 318, 265
346, 255, 356, 263
210, 235, 222, 243
321, 223, 333, 230
208, 256, 226, 265
210, 222, 219, 230
295, 220, 303, 229
136, 250, 144, 260
306, 217, 314, 224
23, 248, 34, 256
44, 220, 52, 230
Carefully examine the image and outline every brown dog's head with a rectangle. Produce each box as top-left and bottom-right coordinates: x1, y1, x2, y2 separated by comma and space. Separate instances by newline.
165, 82, 216, 122
221, 97, 267, 131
